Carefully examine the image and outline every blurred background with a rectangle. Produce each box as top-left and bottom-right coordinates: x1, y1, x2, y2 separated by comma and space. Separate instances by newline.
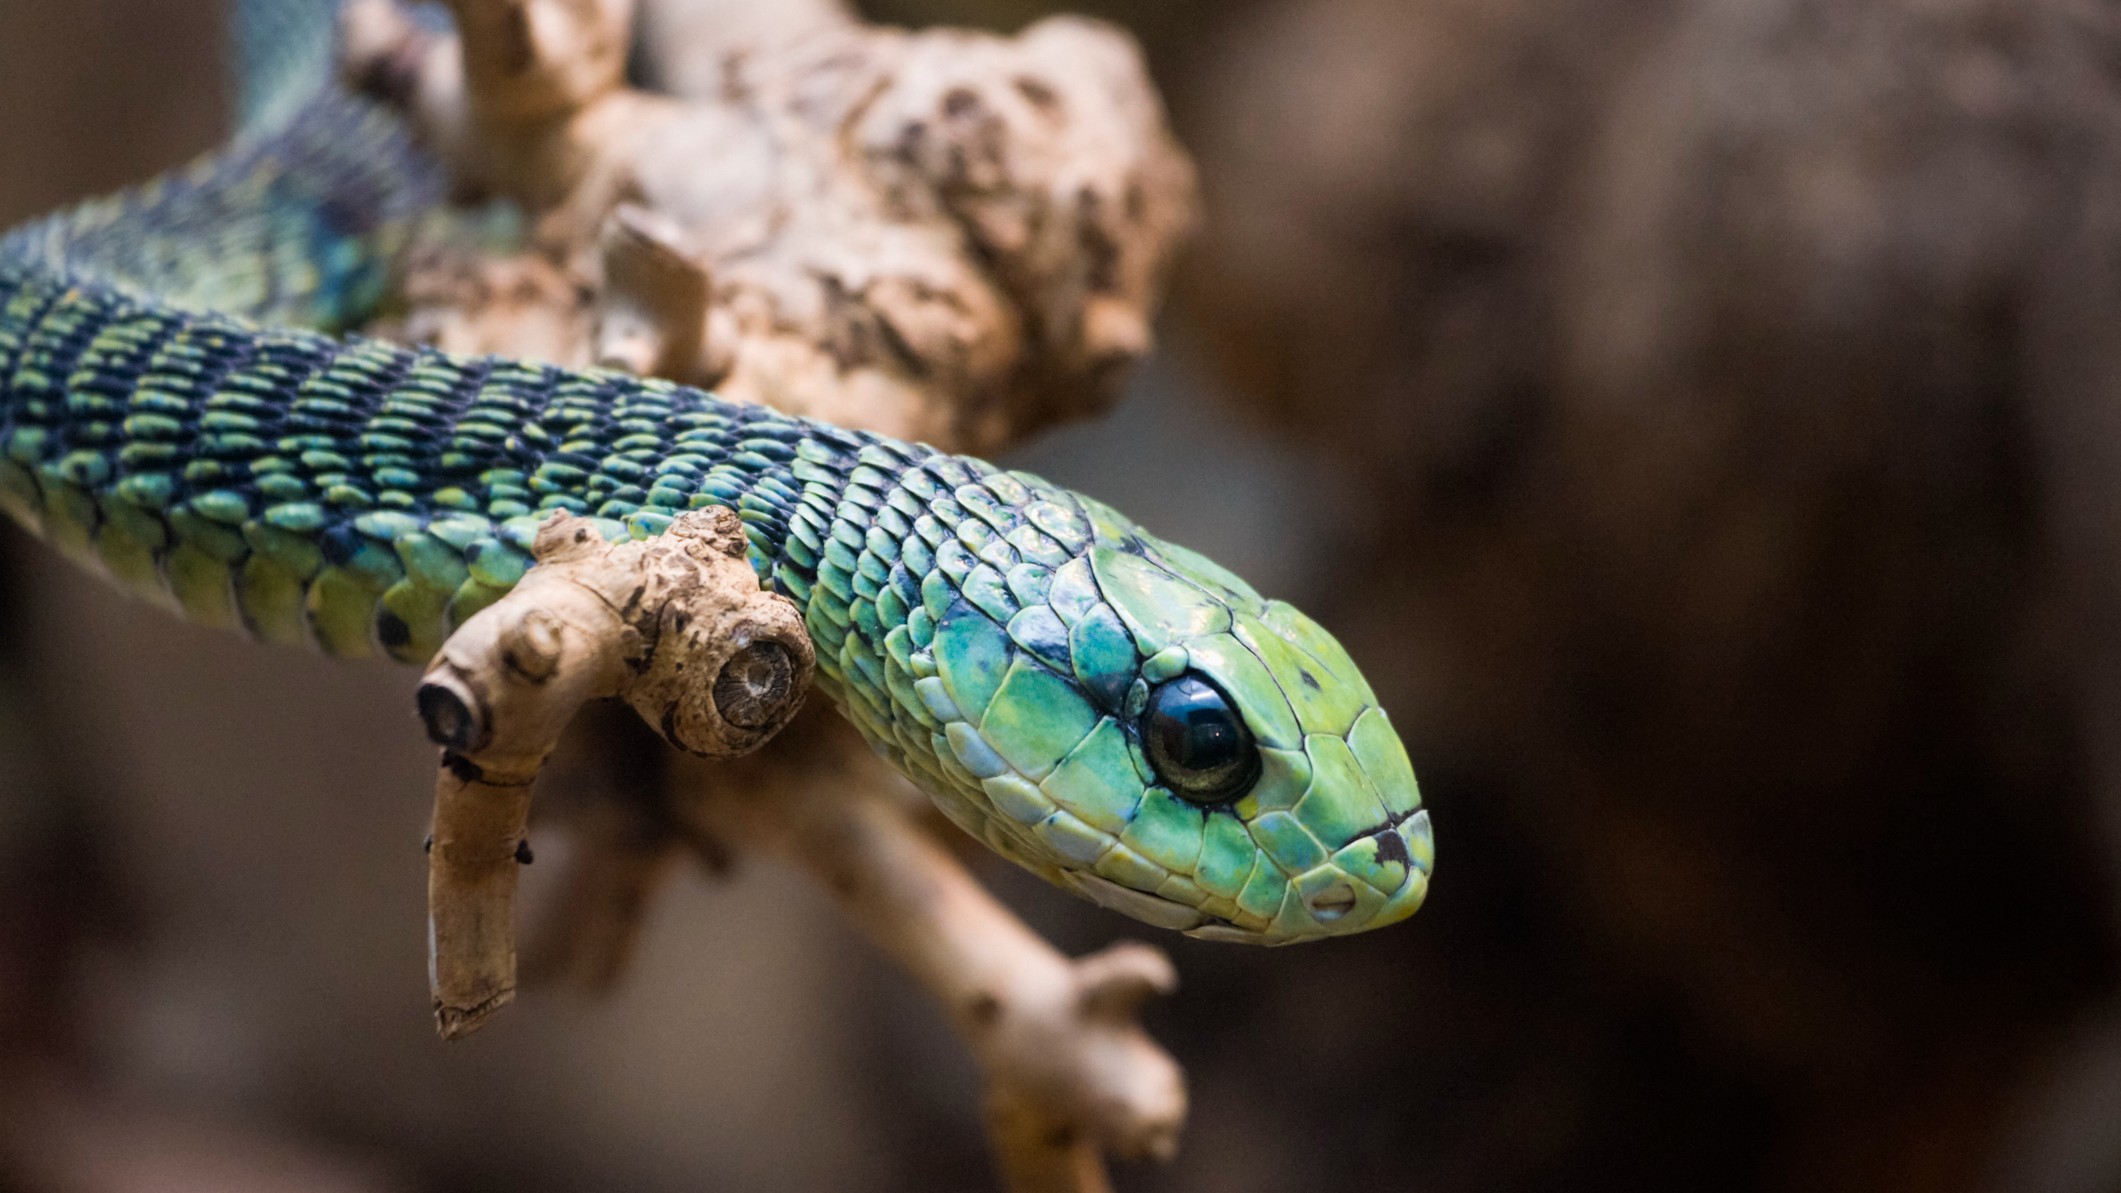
6, 0, 2121, 1189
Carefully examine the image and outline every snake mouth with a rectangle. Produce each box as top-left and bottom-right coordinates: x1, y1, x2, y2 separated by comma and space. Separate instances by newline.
1068, 802, 1433, 942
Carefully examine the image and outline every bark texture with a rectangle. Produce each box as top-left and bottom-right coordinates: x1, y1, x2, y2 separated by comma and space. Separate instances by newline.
343, 1, 1201, 1187
346, 0, 1196, 456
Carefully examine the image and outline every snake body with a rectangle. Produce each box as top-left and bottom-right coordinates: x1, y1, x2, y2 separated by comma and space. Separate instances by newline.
0, 5, 1430, 944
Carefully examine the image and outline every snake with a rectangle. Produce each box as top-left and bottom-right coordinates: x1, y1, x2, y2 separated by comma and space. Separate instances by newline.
0, 0, 1431, 945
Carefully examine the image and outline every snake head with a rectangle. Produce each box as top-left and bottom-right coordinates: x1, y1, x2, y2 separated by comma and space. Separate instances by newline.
921, 491, 1433, 945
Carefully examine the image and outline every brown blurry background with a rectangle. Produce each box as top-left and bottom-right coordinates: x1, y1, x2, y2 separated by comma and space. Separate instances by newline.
7, 0, 2121, 1190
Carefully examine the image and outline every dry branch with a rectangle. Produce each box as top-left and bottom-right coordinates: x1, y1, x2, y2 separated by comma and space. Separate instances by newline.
667, 717, 1187, 1191
344, 0, 1200, 1185
634, 0, 852, 98
416, 508, 811, 1038
345, 0, 1197, 454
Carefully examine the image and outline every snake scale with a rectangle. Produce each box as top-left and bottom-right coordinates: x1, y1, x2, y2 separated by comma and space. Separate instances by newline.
0, 1, 1430, 944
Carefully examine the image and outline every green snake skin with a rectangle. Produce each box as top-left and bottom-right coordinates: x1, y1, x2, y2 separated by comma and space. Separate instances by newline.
0, 11, 1431, 944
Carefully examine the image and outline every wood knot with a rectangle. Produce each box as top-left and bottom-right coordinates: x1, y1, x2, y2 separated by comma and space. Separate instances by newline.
669, 507, 749, 561
712, 641, 797, 729
419, 676, 491, 753
499, 608, 566, 684
625, 538, 815, 758
532, 511, 606, 563
648, 605, 813, 757
965, 991, 1004, 1030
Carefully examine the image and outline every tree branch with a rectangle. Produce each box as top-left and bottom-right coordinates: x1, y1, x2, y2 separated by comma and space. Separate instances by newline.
344, 0, 1199, 1184
416, 508, 811, 1038
667, 716, 1187, 1189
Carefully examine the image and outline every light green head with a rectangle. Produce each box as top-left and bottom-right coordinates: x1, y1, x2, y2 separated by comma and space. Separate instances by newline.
911, 491, 1432, 946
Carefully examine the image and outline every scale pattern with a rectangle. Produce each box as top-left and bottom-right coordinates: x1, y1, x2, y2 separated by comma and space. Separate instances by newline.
0, 32, 1432, 943
233, 0, 341, 130
0, 93, 438, 334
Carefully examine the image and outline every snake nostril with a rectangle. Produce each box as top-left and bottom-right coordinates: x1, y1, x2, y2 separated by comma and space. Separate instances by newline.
1307, 880, 1358, 922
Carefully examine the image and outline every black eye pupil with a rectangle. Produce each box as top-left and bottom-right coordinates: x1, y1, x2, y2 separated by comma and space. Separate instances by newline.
1143, 676, 1261, 804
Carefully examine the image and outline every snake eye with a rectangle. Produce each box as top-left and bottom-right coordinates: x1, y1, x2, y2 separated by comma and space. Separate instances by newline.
1142, 675, 1261, 805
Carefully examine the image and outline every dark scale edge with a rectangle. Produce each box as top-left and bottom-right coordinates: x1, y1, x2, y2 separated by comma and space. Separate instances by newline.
0, 268, 73, 531
4, 283, 133, 561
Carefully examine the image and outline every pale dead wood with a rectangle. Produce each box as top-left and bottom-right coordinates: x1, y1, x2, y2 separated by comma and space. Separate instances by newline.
593, 205, 717, 383
344, 0, 1197, 454
667, 714, 1187, 1190
416, 508, 811, 1038
633, 0, 853, 99
347, 0, 1198, 1185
